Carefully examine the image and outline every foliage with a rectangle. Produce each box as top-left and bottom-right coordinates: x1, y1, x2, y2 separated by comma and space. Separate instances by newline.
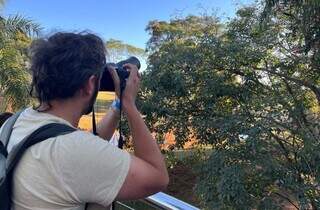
262, 0, 320, 54
0, 32, 31, 111
140, 1, 320, 209
105, 38, 145, 62
164, 150, 180, 169
0, 10, 41, 111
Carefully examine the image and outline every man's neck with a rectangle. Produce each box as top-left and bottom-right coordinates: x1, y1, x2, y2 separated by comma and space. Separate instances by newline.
37, 100, 83, 128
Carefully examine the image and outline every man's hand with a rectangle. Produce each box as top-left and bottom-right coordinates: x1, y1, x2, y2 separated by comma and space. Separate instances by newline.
121, 63, 140, 111
106, 64, 120, 98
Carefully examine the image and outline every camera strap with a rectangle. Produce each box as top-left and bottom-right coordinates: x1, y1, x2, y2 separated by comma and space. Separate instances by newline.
117, 79, 126, 149
92, 108, 98, 135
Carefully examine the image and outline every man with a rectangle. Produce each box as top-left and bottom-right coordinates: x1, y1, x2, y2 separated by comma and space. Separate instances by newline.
2, 32, 169, 209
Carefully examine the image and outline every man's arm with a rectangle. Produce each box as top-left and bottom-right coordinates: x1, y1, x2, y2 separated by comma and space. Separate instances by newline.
95, 106, 119, 140
93, 66, 121, 141
115, 64, 169, 200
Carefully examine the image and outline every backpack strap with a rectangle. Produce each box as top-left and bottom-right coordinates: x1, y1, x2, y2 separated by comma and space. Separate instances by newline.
6, 123, 76, 172
0, 110, 24, 150
1, 123, 76, 210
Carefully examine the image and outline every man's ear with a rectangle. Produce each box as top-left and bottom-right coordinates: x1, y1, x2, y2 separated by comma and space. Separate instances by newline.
82, 75, 98, 97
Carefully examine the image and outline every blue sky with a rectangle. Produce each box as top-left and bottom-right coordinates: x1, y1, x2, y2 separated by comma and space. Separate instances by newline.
3, 0, 254, 50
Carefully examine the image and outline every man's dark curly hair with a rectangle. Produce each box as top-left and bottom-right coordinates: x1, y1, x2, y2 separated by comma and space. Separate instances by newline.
29, 32, 106, 106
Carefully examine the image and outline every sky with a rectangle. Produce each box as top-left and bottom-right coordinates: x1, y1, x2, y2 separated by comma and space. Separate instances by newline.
2, 0, 255, 50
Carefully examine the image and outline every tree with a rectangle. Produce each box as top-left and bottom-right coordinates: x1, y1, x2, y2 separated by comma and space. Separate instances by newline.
261, 0, 320, 104
105, 39, 145, 62
140, 3, 319, 209
0, 2, 41, 111
263, 0, 320, 55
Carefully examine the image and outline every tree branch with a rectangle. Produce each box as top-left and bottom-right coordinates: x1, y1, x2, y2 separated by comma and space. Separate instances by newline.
274, 192, 299, 210
257, 66, 320, 105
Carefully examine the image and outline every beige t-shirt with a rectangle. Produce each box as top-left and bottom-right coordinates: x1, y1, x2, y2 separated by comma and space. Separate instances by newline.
1, 107, 130, 210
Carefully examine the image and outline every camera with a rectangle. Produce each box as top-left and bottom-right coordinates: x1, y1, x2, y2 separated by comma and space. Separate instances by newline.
99, 56, 141, 91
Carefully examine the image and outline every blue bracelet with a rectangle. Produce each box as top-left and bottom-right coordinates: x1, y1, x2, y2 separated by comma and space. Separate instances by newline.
111, 99, 121, 110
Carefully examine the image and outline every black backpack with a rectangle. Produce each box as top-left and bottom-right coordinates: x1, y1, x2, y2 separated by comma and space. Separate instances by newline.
0, 111, 76, 210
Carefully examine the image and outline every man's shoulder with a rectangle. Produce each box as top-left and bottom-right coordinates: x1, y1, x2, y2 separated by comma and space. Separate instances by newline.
56, 129, 119, 155
60, 129, 104, 143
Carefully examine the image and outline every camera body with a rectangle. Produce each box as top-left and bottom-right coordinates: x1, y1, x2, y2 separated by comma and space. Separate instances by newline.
99, 56, 140, 91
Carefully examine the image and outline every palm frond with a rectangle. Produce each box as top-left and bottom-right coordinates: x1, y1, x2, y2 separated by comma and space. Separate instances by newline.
3, 15, 42, 37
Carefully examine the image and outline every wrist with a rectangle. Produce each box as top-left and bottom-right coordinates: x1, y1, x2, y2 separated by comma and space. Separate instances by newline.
111, 99, 121, 111
110, 106, 120, 116
123, 101, 138, 114
109, 99, 121, 117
